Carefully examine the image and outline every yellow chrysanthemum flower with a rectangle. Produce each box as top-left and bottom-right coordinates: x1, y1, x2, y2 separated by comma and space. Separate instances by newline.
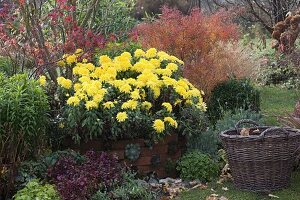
121, 100, 138, 110
38, 75, 46, 86
59, 122, 65, 129
145, 48, 157, 58
162, 102, 172, 112
119, 84, 132, 94
134, 49, 145, 58
153, 119, 165, 133
57, 77, 72, 89
57, 60, 65, 67
67, 96, 80, 106
150, 59, 161, 68
175, 86, 187, 98
74, 83, 82, 91
99, 55, 112, 64
79, 76, 91, 83
93, 94, 104, 103
166, 63, 178, 72
85, 101, 98, 110
142, 101, 152, 110
66, 54, 77, 65
164, 117, 178, 128
121, 52, 132, 60
103, 101, 115, 109
131, 90, 141, 100
116, 112, 128, 122
75, 48, 83, 55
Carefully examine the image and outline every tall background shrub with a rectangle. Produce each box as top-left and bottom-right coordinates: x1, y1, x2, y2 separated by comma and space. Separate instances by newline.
135, 7, 252, 95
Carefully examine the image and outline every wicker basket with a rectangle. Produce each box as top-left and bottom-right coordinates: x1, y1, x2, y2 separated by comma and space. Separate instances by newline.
220, 119, 300, 192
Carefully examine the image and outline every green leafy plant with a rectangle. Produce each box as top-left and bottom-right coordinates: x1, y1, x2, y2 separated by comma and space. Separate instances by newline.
177, 151, 219, 181
91, 190, 110, 200
0, 74, 49, 160
13, 179, 61, 200
110, 171, 156, 200
207, 78, 260, 123
0, 74, 49, 195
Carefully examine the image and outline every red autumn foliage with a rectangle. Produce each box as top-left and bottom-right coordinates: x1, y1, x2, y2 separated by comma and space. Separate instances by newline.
0, 1, 104, 81
135, 7, 241, 95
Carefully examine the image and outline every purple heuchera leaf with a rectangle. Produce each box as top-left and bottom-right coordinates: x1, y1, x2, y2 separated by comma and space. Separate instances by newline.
48, 151, 123, 200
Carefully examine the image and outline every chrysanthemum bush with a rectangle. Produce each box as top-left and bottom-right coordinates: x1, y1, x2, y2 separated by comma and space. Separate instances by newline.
54, 48, 206, 143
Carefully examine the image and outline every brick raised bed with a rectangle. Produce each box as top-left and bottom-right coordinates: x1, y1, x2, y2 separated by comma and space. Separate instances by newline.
64, 134, 186, 178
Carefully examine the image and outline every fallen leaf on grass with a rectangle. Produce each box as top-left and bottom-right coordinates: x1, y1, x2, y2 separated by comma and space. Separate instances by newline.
206, 195, 218, 200
219, 196, 228, 200
198, 184, 208, 190
268, 194, 279, 198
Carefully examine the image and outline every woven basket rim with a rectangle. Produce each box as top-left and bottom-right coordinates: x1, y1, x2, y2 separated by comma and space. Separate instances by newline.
220, 127, 300, 140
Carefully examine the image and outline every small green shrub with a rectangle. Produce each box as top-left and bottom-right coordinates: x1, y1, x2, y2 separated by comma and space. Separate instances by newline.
91, 171, 156, 200
207, 78, 260, 123
177, 151, 219, 181
91, 191, 110, 200
111, 172, 156, 200
13, 179, 61, 200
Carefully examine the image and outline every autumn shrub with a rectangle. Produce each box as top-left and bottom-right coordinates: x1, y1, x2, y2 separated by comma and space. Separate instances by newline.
191, 42, 259, 93
135, 7, 241, 95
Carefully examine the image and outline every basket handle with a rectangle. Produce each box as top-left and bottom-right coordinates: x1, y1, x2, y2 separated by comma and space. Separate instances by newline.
235, 119, 259, 130
257, 127, 290, 139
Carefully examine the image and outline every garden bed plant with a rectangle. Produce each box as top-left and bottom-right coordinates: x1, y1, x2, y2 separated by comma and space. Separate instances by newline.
55, 48, 207, 144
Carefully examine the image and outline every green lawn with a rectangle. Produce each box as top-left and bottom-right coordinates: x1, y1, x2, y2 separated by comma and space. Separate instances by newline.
178, 86, 300, 200
259, 86, 299, 125
179, 172, 300, 200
